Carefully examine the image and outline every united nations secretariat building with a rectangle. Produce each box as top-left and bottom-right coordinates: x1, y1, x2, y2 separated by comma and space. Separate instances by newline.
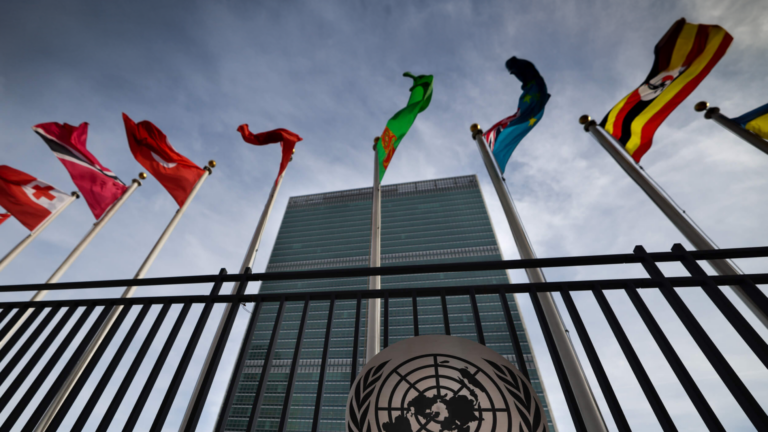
219, 176, 557, 432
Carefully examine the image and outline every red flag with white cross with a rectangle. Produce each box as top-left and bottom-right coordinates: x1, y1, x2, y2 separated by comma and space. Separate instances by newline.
0, 165, 72, 231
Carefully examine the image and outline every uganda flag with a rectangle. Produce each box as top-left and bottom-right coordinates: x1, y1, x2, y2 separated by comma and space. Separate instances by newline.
601, 18, 732, 162
733, 103, 768, 140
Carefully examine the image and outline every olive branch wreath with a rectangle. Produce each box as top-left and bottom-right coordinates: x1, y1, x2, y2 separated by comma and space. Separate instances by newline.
347, 360, 389, 432
484, 359, 544, 432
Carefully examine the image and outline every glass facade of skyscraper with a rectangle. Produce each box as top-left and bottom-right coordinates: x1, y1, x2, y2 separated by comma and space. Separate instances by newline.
221, 175, 556, 432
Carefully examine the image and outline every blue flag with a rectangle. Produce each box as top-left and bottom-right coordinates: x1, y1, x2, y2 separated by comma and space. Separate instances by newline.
484, 57, 550, 173
733, 102, 768, 140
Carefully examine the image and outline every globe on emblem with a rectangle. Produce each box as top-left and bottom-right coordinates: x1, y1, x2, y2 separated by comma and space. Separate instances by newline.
346, 335, 547, 432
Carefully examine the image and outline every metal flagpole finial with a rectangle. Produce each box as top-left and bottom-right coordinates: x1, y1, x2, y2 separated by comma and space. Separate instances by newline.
373, 136, 380, 151
70, 191, 80, 199
579, 115, 596, 132
206, 160, 216, 174
694, 101, 709, 112
138, 172, 148, 180
470, 123, 482, 139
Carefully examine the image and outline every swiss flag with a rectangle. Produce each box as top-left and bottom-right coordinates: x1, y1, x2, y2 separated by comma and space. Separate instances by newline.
123, 114, 205, 207
0, 166, 72, 231
0, 213, 10, 226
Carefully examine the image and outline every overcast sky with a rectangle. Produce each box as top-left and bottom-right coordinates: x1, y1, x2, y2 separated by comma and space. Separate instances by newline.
1, 0, 767, 431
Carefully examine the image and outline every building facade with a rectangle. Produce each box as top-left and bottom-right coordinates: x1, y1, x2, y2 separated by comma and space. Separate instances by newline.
221, 175, 556, 432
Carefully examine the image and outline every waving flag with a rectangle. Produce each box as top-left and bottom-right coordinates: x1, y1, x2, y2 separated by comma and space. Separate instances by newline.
600, 18, 733, 162
0, 166, 71, 231
733, 103, 768, 140
33, 122, 127, 219
237, 126, 302, 185
484, 57, 550, 173
0, 213, 10, 226
123, 114, 205, 206
376, 72, 433, 182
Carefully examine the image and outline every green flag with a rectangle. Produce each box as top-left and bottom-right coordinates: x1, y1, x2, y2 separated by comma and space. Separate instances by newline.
376, 72, 433, 182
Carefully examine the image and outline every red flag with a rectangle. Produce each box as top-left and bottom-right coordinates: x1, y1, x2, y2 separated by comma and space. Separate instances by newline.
0, 213, 10, 226
0, 166, 72, 231
32, 122, 128, 220
237, 126, 302, 184
122, 114, 205, 207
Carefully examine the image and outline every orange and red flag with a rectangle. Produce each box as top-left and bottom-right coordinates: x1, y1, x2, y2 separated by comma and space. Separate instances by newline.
237, 126, 302, 185
600, 18, 732, 162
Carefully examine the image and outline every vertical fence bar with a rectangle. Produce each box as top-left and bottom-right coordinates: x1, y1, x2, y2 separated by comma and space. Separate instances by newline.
117, 303, 192, 432
185, 269, 250, 432
350, 294, 362, 387
278, 296, 311, 432
498, 288, 529, 381
0, 307, 44, 363
70, 304, 152, 431
0, 308, 26, 345
592, 287, 677, 431
150, 269, 228, 432
0, 308, 13, 330
310, 295, 336, 432
671, 244, 768, 368
383, 293, 389, 349
469, 288, 485, 346
246, 297, 286, 432
730, 276, 768, 318
412, 291, 420, 337
216, 280, 260, 432
0, 305, 96, 432
560, 289, 630, 432
528, 285, 587, 432
0, 307, 77, 416
635, 246, 768, 429
46, 304, 133, 431
0, 307, 59, 386
623, 283, 723, 431
441, 289, 451, 336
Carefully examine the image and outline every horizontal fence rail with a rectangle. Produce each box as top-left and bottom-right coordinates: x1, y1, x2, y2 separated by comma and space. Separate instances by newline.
0, 244, 765, 431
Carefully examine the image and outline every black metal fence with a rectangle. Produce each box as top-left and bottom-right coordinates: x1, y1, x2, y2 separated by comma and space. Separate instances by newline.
0, 243, 767, 431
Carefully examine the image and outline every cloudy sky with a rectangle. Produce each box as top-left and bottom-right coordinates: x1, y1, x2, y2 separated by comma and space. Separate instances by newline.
1, 0, 767, 430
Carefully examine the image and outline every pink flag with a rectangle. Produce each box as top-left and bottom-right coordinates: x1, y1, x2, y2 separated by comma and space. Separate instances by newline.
33, 122, 127, 220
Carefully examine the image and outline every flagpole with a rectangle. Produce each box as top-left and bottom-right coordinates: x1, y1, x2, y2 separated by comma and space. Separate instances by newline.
470, 123, 608, 432
579, 115, 768, 329
694, 101, 768, 156
366, 138, 382, 363
0, 174, 144, 351
0, 191, 79, 274
179, 155, 290, 431
34, 163, 215, 432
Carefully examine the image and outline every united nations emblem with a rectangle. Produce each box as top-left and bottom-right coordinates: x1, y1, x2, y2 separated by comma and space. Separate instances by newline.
346, 336, 546, 432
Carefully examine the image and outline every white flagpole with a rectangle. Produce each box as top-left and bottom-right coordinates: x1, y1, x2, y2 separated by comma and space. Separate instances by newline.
0, 191, 79, 274
180, 154, 291, 431
580, 115, 768, 329
366, 138, 382, 363
34, 163, 215, 432
0, 174, 144, 351
470, 123, 608, 432
694, 101, 768, 156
